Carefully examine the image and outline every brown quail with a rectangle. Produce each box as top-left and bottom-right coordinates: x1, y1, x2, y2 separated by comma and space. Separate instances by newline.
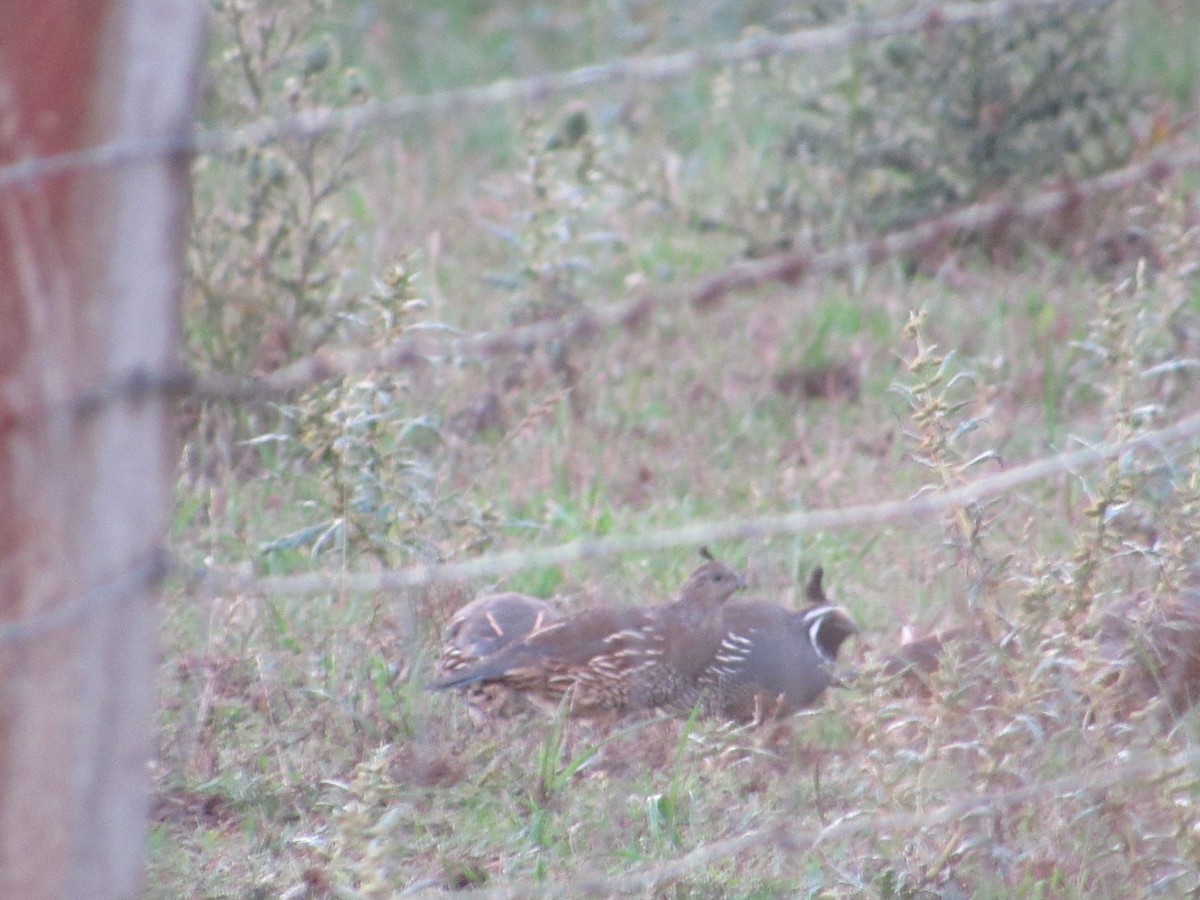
691, 567, 859, 722
1098, 588, 1200, 720
428, 551, 746, 718
438, 592, 561, 676
438, 592, 562, 717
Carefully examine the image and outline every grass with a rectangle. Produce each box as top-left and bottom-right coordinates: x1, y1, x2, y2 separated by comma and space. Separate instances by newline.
152, 0, 1200, 896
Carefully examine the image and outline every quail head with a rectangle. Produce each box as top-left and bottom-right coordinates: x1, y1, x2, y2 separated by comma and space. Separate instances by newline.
694, 567, 859, 723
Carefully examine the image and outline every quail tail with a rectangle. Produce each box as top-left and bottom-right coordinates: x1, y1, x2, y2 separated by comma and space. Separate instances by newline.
427, 653, 513, 691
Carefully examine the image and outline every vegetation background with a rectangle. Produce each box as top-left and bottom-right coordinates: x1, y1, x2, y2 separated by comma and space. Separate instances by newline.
158, 0, 1200, 896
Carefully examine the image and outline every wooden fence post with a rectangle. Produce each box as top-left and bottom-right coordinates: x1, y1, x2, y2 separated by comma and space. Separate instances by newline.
0, 1, 203, 895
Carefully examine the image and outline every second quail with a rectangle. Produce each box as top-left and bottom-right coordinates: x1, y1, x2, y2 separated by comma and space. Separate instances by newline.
694, 567, 859, 723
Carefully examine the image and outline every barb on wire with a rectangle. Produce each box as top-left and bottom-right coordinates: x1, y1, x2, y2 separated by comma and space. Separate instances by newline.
194, 410, 1200, 598
456, 746, 1200, 898
176, 143, 1200, 407
0, 549, 169, 647
0, 0, 1106, 191
71, 369, 195, 418
0, 368, 196, 432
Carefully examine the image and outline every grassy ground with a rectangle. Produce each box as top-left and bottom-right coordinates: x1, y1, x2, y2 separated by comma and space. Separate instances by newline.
154, 1, 1200, 896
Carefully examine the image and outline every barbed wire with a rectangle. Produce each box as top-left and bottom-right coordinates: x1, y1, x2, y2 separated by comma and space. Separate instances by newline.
192, 409, 1200, 598
0, 0, 1106, 192
177, 142, 1199, 406
0, 0, 1147, 428
9, 123, 1185, 434
0, 368, 196, 436
684, 147, 1191, 311
453, 744, 1200, 898
72, 369, 194, 418
0, 549, 169, 647
12, 139, 1184, 435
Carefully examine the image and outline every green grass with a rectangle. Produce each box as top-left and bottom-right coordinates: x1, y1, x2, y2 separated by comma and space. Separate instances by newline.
153, 0, 1200, 895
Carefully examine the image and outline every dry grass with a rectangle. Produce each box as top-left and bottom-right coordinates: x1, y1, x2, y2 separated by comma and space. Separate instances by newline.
153, 1, 1200, 896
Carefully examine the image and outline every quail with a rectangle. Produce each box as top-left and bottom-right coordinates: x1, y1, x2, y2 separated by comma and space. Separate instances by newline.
878, 625, 982, 698
1097, 588, 1200, 720
428, 551, 746, 718
693, 567, 859, 723
438, 592, 562, 676
437, 592, 563, 718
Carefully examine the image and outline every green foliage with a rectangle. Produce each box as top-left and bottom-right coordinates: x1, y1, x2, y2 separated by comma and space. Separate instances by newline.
531, 700, 602, 808
188, 0, 371, 376
704, 0, 1142, 245
1122, 0, 1200, 106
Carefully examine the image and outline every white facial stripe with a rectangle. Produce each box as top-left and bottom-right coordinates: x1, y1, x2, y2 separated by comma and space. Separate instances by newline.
809, 616, 834, 664
801, 604, 837, 625
804, 604, 854, 663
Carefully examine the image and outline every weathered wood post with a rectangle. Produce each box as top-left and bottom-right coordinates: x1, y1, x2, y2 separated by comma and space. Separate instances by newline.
0, 2, 203, 895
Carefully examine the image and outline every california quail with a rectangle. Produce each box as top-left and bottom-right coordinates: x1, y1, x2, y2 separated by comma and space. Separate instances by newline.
878, 626, 979, 698
438, 592, 561, 676
438, 592, 562, 718
1097, 588, 1200, 720
428, 552, 746, 718
693, 567, 859, 723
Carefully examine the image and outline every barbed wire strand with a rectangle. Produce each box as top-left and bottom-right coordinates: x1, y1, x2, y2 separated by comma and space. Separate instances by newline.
0, 0, 1107, 191
451, 745, 1199, 898
9, 141, 1190, 431
0, 550, 169, 647
9, 137, 1184, 435
180, 142, 1200, 405
194, 409, 1200, 598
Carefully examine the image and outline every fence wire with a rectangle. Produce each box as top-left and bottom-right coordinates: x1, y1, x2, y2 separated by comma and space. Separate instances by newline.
0, 550, 168, 647
181, 144, 1200, 404
196, 409, 1200, 597
15, 386, 1185, 663
13, 119, 1188, 441
0, 0, 1106, 191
